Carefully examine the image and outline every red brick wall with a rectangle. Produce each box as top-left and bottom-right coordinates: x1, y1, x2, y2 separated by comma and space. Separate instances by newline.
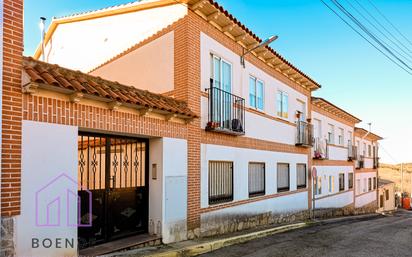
1, 0, 23, 217
174, 13, 202, 230
23, 94, 189, 139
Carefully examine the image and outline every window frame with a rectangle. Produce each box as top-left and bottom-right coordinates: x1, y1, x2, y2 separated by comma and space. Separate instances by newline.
277, 163, 290, 192
210, 54, 232, 93
208, 161, 234, 205
276, 90, 289, 119
327, 124, 335, 144
296, 163, 307, 189
348, 172, 354, 189
339, 173, 345, 191
248, 162, 266, 198
249, 75, 264, 111
329, 175, 334, 193
368, 177, 372, 191
338, 128, 344, 146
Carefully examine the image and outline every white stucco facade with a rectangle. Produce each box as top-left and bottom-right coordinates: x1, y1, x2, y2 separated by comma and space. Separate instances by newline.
149, 137, 188, 244
200, 33, 307, 145
91, 32, 175, 94
40, 3, 187, 72
16, 121, 78, 257
355, 172, 377, 208
201, 143, 308, 209
312, 165, 354, 208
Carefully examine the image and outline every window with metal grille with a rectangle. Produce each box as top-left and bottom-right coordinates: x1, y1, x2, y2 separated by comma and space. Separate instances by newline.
296, 164, 306, 189
277, 163, 290, 192
348, 173, 354, 189
248, 162, 265, 197
368, 177, 372, 191
339, 173, 345, 191
208, 161, 233, 205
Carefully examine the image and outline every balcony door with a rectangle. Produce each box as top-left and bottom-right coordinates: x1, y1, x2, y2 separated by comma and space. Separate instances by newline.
211, 55, 232, 129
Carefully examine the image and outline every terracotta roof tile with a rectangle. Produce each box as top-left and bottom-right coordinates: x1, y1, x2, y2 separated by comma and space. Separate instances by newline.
22, 57, 197, 118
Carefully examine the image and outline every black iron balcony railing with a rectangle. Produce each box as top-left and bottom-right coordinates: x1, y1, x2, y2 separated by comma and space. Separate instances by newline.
348, 141, 358, 161
295, 121, 314, 147
356, 155, 365, 169
373, 156, 379, 169
206, 79, 245, 135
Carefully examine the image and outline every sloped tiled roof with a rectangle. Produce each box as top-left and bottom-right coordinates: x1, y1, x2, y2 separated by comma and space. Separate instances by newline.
311, 97, 361, 124
354, 127, 383, 141
22, 57, 197, 118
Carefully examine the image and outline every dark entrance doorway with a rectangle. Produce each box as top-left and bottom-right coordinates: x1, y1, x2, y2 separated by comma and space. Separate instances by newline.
77, 132, 149, 249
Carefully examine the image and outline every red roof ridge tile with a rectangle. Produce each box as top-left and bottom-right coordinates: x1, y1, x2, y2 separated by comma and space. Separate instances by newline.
22, 56, 198, 119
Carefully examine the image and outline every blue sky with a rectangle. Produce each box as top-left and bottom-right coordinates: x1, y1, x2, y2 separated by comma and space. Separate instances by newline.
24, 0, 412, 163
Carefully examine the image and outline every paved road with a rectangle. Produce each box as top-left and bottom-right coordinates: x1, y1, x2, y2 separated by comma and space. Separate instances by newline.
200, 211, 412, 257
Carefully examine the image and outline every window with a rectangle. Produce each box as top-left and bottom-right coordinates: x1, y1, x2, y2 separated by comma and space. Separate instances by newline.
211, 55, 232, 92
277, 163, 290, 192
368, 177, 372, 191
297, 100, 306, 121
348, 131, 353, 146
208, 161, 233, 205
276, 91, 288, 118
348, 173, 354, 189
338, 128, 344, 145
339, 173, 345, 191
356, 179, 361, 195
329, 175, 334, 193
316, 176, 322, 195
249, 76, 264, 110
373, 177, 377, 190
296, 164, 307, 189
368, 145, 372, 157
363, 143, 366, 156
385, 189, 389, 200
327, 124, 334, 144
248, 162, 265, 197
380, 195, 384, 208
363, 178, 367, 192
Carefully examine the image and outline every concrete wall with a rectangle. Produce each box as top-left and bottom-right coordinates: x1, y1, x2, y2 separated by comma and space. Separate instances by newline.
200, 33, 307, 145
41, 4, 187, 72
312, 165, 354, 208
378, 183, 395, 212
91, 32, 174, 94
16, 121, 78, 257
201, 143, 308, 208
149, 138, 188, 244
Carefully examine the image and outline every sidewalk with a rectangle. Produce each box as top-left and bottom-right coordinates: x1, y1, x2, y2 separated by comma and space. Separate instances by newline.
104, 213, 381, 257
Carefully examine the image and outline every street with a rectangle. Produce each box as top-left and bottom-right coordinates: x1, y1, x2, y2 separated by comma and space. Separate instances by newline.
200, 211, 412, 257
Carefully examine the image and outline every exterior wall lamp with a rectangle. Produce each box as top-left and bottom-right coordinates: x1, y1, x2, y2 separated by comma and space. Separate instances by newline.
240, 35, 278, 68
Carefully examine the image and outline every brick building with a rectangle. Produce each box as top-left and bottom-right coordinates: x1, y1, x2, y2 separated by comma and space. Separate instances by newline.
0, 0, 383, 256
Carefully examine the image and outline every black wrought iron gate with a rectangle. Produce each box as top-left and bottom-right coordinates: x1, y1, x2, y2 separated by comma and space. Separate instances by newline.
77, 132, 148, 249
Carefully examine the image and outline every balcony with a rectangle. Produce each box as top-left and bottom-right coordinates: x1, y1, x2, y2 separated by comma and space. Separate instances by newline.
356, 155, 365, 169
313, 137, 328, 160
295, 121, 314, 147
373, 157, 379, 169
205, 79, 245, 135
348, 142, 358, 161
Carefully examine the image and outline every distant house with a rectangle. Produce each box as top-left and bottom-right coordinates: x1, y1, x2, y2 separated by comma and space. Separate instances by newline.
378, 179, 396, 212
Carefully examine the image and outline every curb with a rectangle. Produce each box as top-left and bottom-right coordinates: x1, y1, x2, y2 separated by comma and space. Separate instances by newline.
143, 223, 309, 257
116, 213, 383, 257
